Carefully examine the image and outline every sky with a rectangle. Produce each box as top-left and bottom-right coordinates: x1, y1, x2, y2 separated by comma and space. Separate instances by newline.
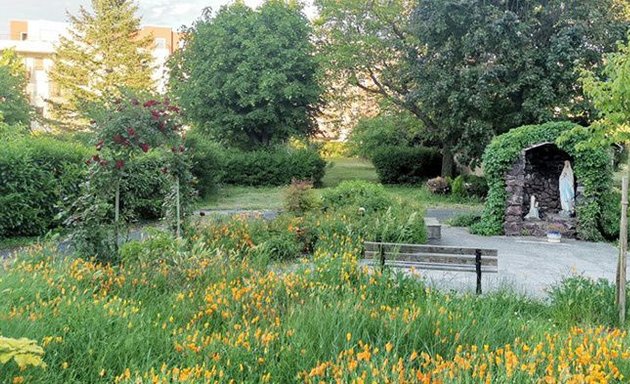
0, 0, 315, 34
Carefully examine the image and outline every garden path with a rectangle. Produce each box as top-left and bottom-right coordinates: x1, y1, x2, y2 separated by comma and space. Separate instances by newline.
2, 208, 620, 299
418, 212, 619, 298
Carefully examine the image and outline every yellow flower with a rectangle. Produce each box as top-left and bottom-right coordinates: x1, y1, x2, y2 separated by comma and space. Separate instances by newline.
62, 361, 69, 369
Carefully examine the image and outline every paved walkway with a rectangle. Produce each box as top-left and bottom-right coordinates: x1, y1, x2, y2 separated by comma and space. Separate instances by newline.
418, 225, 619, 297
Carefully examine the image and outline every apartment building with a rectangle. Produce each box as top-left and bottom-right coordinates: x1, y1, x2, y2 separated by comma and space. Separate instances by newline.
0, 19, 180, 119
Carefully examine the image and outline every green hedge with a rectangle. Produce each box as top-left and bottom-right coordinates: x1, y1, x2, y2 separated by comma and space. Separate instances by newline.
0, 137, 176, 238
221, 147, 326, 187
185, 132, 225, 198
186, 132, 327, 189
452, 174, 488, 198
471, 122, 612, 240
371, 146, 442, 184
0, 136, 90, 237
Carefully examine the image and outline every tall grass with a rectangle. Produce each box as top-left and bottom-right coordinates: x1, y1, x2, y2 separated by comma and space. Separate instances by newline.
1, 237, 630, 383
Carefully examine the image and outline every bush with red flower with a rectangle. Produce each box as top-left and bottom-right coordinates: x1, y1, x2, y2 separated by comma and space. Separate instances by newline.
66, 94, 192, 262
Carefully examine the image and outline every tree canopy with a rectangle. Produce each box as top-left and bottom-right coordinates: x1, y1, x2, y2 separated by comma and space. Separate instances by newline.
49, 0, 154, 130
0, 49, 31, 127
169, 0, 321, 149
316, 0, 630, 175
581, 33, 630, 143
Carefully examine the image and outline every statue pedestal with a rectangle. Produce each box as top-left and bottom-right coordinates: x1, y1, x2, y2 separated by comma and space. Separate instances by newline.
521, 214, 577, 238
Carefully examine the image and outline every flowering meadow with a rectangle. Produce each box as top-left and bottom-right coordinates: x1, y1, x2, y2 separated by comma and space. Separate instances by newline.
2, 226, 630, 383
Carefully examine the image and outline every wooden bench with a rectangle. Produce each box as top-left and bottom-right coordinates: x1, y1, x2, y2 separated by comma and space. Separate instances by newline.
363, 241, 498, 294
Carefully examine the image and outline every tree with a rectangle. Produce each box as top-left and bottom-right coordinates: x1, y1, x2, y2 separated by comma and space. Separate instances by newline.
0, 49, 31, 127
49, 0, 154, 130
581, 34, 630, 324
169, 0, 321, 149
581, 35, 630, 141
315, 0, 630, 176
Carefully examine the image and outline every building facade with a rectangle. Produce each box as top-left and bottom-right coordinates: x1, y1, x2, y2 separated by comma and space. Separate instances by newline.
0, 19, 180, 119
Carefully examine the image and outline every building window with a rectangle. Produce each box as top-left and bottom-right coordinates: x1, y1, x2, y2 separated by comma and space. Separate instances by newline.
155, 37, 166, 49
20, 32, 28, 41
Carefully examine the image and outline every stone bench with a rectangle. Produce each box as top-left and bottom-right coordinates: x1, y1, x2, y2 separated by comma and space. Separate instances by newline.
424, 217, 441, 240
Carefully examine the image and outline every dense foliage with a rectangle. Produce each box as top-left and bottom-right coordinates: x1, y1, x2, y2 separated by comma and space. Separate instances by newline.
321, 180, 394, 213
471, 122, 613, 240
316, 0, 630, 175
49, 0, 154, 129
0, 49, 31, 127
221, 147, 326, 187
371, 146, 442, 184
169, 1, 321, 149
0, 136, 90, 237
0, 134, 184, 239
184, 130, 225, 198
347, 110, 424, 159
452, 175, 488, 199
581, 32, 630, 155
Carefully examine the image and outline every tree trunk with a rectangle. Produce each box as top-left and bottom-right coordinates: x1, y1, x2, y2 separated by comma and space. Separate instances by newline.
441, 147, 455, 177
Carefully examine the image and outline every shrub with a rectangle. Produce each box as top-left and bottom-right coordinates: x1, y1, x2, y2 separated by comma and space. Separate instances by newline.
284, 179, 319, 215
447, 213, 482, 227
368, 207, 427, 244
347, 110, 423, 159
321, 180, 393, 212
120, 151, 171, 221
372, 146, 442, 184
598, 189, 630, 241
426, 177, 451, 194
317, 140, 349, 158
452, 174, 488, 198
185, 131, 225, 198
0, 136, 90, 237
221, 147, 326, 187
252, 232, 302, 261
547, 276, 619, 326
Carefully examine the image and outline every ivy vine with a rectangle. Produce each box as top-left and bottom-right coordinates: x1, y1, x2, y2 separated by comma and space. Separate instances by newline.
471, 121, 612, 241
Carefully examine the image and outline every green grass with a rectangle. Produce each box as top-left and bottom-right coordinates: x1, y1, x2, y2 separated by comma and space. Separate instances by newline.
196, 185, 287, 210
321, 157, 379, 187
197, 158, 484, 212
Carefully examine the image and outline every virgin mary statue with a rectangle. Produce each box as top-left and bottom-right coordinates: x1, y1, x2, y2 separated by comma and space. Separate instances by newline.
559, 160, 575, 216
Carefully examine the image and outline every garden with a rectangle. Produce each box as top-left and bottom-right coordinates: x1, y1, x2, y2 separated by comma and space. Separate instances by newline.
2, 0, 630, 383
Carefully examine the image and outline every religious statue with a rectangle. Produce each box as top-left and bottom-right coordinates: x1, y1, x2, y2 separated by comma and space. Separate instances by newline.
524, 195, 540, 220
559, 160, 575, 217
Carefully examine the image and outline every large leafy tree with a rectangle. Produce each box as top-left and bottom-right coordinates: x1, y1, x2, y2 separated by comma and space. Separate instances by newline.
169, 1, 321, 149
0, 49, 31, 127
316, 0, 630, 175
49, 0, 154, 130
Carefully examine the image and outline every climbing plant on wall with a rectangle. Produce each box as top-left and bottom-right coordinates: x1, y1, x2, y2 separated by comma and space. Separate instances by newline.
471, 121, 612, 241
